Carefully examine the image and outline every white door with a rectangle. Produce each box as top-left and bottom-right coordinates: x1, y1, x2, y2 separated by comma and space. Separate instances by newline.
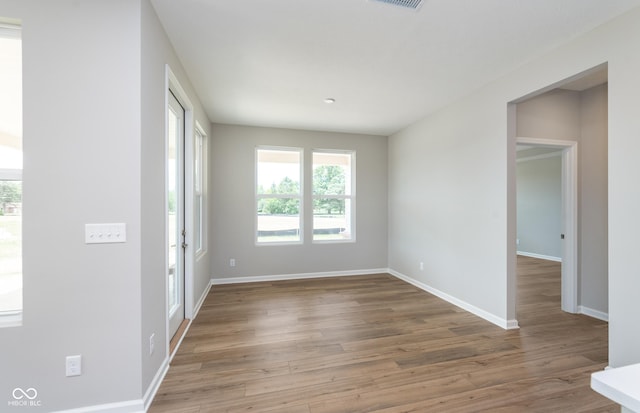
168, 91, 186, 338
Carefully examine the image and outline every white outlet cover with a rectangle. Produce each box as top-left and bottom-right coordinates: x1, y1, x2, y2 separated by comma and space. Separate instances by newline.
66, 355, 82, 377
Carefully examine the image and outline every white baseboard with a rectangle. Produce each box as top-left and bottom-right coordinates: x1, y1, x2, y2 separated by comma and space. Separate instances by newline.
142, 358, 169, 412
578, 305, 609, 322
388, 269, 519, 330
517, 251, 562, 262
142, 281, 214, 411
167, 280, 214, 362
51, 400, 144, 413
213, 268, 519, 330
211, 268, 388, 285
193, 280, 213, 319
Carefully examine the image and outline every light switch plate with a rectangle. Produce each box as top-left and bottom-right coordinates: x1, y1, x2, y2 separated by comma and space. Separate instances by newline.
85, 223, 126, 244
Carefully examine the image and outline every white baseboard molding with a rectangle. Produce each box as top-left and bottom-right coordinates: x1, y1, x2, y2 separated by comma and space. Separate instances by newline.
142, 358, 169, 412
52, 400, 144, 413
167, 280, 214, 362
388, 269, 519, 330
517, 251, 562, 262
211, 268, 388, 285
193, 280, 213, 319
578, 305, 609, 322
142, 281, 214, 411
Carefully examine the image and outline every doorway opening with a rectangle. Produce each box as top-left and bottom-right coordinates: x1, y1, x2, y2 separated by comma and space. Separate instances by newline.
516, 138, 578, 315
507, 63, 609, 326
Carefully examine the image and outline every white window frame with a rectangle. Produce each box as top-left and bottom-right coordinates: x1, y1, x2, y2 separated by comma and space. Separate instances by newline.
0, 22, 22, 327
255, 146, 304, 245
312, 149, 356, 243
194, 122, 207, 257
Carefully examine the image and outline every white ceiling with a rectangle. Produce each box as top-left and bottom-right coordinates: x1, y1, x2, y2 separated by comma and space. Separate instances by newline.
150, 0, 640, 136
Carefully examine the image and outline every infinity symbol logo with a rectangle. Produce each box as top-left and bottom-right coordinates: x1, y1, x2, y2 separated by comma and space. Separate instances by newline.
12, 387, 38, 400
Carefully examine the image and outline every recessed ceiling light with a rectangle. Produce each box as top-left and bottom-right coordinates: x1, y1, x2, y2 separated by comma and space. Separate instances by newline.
324, 98, 336, 104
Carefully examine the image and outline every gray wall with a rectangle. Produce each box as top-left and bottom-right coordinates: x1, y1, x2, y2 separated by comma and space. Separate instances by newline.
516, 154, 562, 259
140, 0, 212, 396
0, 1, 142, 410
516, 85, 608, 316
580, 84, 608, 317
0, 0, 211, 410
210, 124, 388, 279
0, 0, 636, 410
389, 6, 638, 371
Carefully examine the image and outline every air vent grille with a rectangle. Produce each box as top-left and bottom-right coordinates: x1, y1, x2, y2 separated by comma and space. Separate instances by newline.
371, 0, 423, 10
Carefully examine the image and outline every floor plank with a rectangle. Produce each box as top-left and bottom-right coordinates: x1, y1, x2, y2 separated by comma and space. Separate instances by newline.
149, 257, 613, 412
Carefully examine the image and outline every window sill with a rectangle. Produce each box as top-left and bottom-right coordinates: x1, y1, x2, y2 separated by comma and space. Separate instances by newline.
0, 312, 22, 328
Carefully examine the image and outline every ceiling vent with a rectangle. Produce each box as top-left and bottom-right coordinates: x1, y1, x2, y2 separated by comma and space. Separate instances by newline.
370, 0, 424, 10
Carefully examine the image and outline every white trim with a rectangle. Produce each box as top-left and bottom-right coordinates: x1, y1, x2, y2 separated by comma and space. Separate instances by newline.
142, 359, 169, 412
211, 268, 388, 285
165, 65, 196, 352
142, 282, 213, 411
194, 123, 207, 259
579, 305, 609, 322
211, 269, 519, 330
516, 137, 578, 314
388, 269, 519, 330
193, 279, 213, 318
0, 23, 20, 38
50, 400, 144, 413
0, 168, 22, 180
516, 150, 563, 163
517, 251, 562, 262
0, 312, 22, 328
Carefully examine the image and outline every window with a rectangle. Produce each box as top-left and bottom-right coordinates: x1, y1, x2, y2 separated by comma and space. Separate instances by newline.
194, 124, 206, 255
0, 22, 22, 324
312, 151, 355, 242
256, 148, 302, 244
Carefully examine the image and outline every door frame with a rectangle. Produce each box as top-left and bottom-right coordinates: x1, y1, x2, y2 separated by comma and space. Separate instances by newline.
165, 65, 195, 351
515, 137, 578, 314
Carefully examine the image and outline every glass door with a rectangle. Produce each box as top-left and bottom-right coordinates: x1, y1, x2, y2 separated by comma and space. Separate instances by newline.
167, 91, 185, 338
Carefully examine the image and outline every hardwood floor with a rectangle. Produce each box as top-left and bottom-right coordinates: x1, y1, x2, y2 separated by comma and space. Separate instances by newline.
149, 256, 613, 412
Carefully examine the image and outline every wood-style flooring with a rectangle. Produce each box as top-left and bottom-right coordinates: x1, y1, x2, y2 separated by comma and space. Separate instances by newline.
149, 256, 613, 412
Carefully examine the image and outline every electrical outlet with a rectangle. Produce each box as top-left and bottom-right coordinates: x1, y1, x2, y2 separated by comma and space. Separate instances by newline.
230, 258, 236, 267
66, 355, 82, 377
149, 333, 155, 355
419, 262, 424, 271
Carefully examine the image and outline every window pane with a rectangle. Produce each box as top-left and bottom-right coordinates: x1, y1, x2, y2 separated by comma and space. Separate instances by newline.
313, 198, 351, 241
194, 129, 205, 254
257, 198, 300, 243
256, 148, 302, 244
194, 131, 202, 193
195, 194, 202, 251
0, 180, 22, 313
312, 151, 354, 241
0, 24, 22, 316
312, 152, 351, 196
257, 149, 301, 195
